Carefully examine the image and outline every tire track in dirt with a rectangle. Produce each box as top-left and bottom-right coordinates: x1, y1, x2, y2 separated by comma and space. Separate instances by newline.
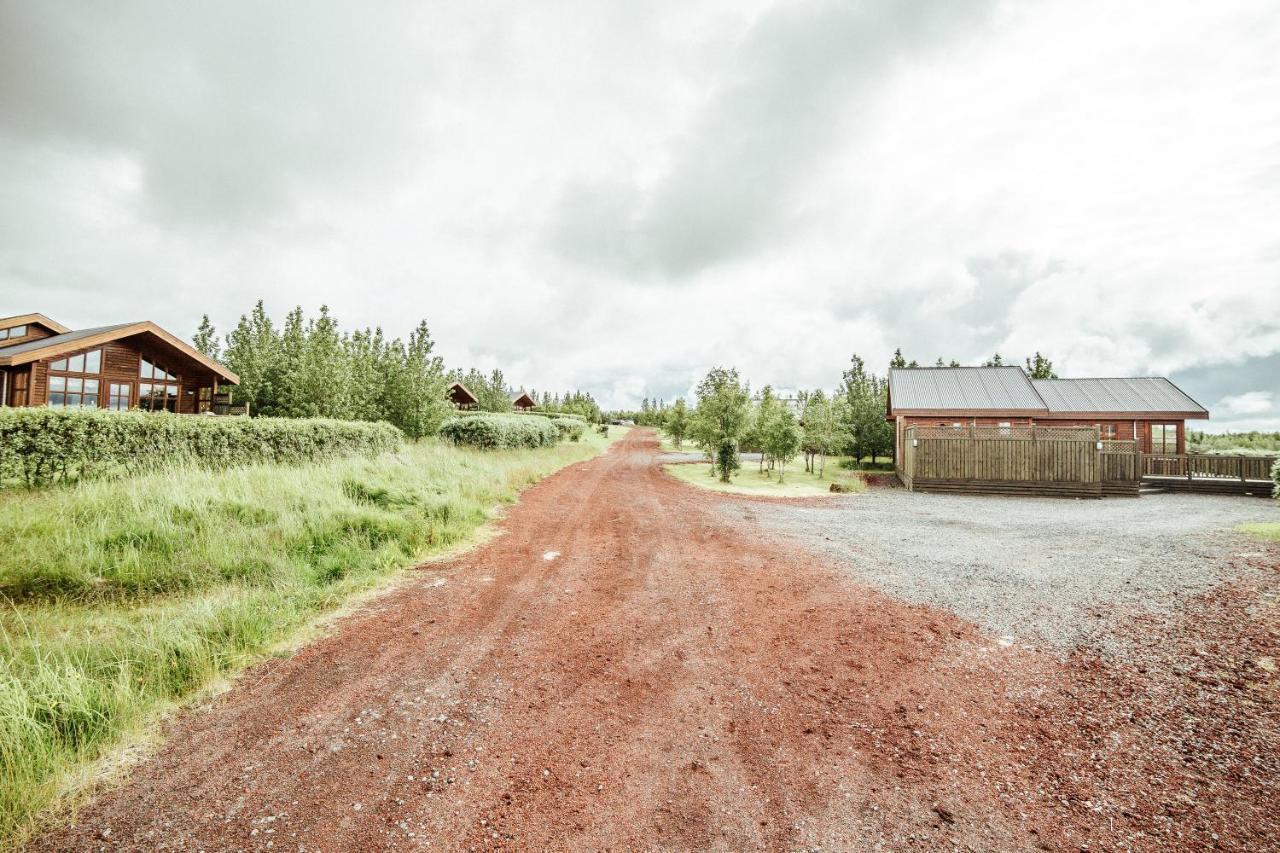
34, 429, 1278, 851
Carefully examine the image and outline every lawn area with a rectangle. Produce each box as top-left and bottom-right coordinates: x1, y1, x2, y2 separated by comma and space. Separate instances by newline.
1238, 522, 1280, 542
0, 429, 618, 844
657, 432, 701, 454
663, 459, 865, 497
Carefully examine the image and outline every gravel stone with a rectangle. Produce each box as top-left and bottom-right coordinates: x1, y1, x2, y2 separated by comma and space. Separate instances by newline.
728, 488, 1279, 656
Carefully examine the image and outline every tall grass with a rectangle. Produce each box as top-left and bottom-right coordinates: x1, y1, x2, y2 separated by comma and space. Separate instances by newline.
0, 432, 612, 843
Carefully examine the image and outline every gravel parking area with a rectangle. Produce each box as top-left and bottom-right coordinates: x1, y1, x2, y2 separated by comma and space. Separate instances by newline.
725, 488, 1279, 656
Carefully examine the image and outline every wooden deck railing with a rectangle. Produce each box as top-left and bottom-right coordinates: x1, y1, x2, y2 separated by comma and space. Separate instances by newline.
1142, 454, 1276, 481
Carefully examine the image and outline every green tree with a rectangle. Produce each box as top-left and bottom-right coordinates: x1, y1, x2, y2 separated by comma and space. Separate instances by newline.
665, 398, 690, 449
192, 314, 220, 361
890, 348, 907, 369
984, 353, 1005, 367
1024, 352, 1057, 379
385, 321, 451, 439
841, 354, 894, 465
752, 386, 783, 473
692, 367, 751, 483
291, 305, 350, 418
221, 300, 281, 415
762, 406, 801, 482
801, 389, 837, 475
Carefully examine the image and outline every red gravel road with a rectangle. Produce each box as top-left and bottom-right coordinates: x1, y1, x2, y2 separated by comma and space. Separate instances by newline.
37, 429, 1279, 851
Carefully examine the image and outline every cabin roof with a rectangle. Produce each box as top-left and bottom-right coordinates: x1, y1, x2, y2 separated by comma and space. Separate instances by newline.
888, 367, 1047, 414
448, 381, 478, 405
0, 313, 72, 336
511, 390, 536, 407
0, 320, 239, 384
1031, 377, 1207, 416
888, 367, 1208, 419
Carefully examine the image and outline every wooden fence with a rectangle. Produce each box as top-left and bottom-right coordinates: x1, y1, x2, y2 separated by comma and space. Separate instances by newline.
900, 425, 1136, 497
900, 426, 1275, 498
1142, 454, 1276, 481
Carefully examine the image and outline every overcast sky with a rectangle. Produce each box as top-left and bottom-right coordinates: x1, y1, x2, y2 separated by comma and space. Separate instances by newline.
2, 1, 1278, 429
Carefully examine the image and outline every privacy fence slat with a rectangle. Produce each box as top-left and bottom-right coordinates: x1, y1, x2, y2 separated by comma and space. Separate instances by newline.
902, 425, 1138, 498
901, 425, 1274, 499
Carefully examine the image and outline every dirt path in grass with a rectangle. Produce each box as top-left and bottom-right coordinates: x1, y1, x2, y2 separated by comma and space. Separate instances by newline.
37, 429, 1279, 851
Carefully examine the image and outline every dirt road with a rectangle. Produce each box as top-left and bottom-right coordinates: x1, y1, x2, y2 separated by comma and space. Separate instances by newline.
38, 430, 1278, 851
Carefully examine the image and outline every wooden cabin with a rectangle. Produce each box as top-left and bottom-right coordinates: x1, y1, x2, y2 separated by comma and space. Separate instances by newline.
511, 391, 537, 411
886, 366, 1209, 460
0, 313, 239, 413
448, 381, 478, 409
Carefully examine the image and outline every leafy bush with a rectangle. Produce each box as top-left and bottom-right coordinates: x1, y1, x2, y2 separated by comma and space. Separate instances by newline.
439, 414, 560, 449
1273, 457, 1279, 500
0, 408, 403, 487
550, 417, 585, 442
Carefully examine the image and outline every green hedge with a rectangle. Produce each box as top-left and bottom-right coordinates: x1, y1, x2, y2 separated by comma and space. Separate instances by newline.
1272, 458, 1279, 499
439, 414, 560, 449
549, 417, 585, 442
0, 408, 404, 487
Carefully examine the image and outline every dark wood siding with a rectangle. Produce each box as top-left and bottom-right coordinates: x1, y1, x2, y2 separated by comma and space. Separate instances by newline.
22, 338, 219, 413
896, 415, 1186, 455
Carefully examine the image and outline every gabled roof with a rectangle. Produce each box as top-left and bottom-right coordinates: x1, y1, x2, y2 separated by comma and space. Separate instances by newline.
0, 313, 71, 335
1032, 378, 1207, 417
888, 367, 1046, 414
448, 381, 478, 405
887, 366, 1209, 419
511, 390, 537, 408
0, 321, 239, 384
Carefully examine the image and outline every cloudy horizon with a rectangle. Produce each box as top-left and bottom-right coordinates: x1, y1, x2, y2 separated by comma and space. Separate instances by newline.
2, 1, 1278, 430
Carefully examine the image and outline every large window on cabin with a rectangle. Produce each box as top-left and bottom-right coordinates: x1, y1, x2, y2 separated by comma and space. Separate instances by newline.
108, 383, 131, 411
0, 324, 27, 341
1151, 423, 1178, 454
46, 349, 103, 408
48, 376, 100, 408
138, 358, 179, 412
49, 349, 102, 374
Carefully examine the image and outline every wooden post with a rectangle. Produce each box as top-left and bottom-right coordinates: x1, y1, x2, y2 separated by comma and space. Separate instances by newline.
1031, 424, 1039, 481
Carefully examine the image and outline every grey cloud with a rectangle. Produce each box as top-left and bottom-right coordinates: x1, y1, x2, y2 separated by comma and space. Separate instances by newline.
548, 0, 994, 278
0, 2, 433, 225
1170, 352, 1280, 428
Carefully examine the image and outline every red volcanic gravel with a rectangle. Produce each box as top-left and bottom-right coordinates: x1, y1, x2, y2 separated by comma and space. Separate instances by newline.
36, 429, 1279, 851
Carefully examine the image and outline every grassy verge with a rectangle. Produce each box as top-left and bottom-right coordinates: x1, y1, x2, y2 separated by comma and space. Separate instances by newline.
0, 430, 618, 844
663, 460, 865, 497
657, 432, 700, 454
1237, 522, 1280, 542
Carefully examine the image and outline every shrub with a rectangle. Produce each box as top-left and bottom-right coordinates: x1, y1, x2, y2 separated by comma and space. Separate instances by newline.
0, 409, 404, 487
439, 414, 559, 449
1272, 457, 1279, 499
550, 417, 585, 442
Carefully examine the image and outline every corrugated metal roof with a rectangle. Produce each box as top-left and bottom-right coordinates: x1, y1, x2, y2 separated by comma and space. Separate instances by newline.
0, 323, 136, 357
888, 367, 1046, 412
1031, 378, 1207, 415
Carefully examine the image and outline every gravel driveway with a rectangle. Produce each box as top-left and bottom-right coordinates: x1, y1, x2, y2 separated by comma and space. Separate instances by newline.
725, 488, 1279, 656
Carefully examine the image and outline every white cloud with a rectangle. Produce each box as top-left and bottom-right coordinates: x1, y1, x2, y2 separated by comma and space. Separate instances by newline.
1, 0, 1278, 422
1216, 391, 1274, 416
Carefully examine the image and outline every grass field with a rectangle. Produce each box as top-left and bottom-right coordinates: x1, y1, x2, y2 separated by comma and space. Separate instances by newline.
0, 430, 618, 844
657, 432, 702, 455
663, 460, 865, 497
1238, 522, 1280, 542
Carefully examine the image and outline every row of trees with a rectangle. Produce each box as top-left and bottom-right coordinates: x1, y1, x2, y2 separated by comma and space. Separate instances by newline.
194, 302, 600, 438
656, 348, 1060, 482
197, 303, 452, 438
889, 347, 1057, 379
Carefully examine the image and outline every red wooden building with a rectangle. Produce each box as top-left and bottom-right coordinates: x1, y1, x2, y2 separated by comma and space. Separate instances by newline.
511, 391, 537, 411
887, 366, 1208, 460
0, 312, 239, 413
